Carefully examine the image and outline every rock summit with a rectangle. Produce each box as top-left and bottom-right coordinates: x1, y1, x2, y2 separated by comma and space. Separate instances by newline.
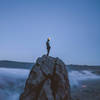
20, 55, 71, 100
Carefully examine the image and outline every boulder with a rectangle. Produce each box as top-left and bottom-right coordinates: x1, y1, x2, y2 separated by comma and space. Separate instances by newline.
20, 55, 71, 100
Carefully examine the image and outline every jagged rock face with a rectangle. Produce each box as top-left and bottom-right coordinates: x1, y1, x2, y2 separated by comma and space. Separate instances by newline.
20, 55, 71, 100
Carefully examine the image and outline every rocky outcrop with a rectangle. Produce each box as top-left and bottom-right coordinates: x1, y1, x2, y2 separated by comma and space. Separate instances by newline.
20, 55, 71, 100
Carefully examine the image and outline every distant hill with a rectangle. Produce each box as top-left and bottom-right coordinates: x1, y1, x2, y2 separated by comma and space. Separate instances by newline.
0, 60, 33, 69
67, 64, 100, 71
0, 60, 100, 70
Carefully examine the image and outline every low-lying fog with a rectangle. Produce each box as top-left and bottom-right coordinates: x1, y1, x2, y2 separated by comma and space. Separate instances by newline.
0, 68, 100, 100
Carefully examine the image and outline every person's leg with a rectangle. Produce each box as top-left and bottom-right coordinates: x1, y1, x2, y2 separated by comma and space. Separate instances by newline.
47, 47, 50, 56
47, 48, 50, 56
47, 49, 49, 56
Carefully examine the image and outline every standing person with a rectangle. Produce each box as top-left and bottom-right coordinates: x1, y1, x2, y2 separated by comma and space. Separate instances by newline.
46, 38, 51, 56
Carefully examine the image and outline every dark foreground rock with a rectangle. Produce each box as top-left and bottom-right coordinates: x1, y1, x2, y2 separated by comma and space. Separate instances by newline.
20, 55, 71, 100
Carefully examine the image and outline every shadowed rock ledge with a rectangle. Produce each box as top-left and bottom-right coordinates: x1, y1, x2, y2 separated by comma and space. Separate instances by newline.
20, 55, 71, 100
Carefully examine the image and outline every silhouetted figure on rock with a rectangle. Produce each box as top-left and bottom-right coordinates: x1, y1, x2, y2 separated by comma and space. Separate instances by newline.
46, 38, 51, 56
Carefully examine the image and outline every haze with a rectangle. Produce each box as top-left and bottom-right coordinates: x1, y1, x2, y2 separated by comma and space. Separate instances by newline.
0, 0, 100, 65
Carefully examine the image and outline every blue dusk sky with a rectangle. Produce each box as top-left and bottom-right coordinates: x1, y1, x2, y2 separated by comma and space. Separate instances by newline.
0, 0, 100, 65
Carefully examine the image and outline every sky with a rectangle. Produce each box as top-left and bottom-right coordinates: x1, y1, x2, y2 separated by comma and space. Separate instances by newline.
0, 0, 100, 65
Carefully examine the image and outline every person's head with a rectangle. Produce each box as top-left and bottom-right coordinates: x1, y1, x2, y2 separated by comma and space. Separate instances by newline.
47, 37, 50, 41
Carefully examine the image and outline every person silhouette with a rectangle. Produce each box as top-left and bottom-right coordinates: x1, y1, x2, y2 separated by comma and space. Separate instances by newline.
46, 38, 51, 56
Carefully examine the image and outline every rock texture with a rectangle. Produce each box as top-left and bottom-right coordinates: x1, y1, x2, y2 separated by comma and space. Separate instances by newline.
20, 55, 71, 100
